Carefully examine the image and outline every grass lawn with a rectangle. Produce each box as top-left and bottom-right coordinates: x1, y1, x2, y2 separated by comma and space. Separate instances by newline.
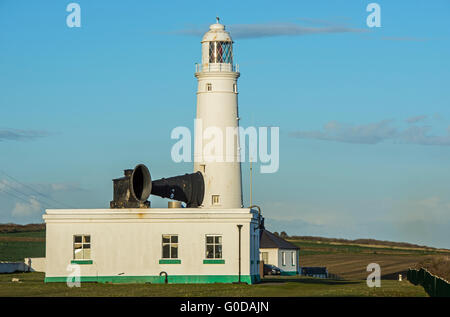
0, 273, 428, 297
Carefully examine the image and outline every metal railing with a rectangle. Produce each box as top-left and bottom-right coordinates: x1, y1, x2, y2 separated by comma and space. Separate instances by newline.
195, 63, 239, 73
407, 268, 450, 297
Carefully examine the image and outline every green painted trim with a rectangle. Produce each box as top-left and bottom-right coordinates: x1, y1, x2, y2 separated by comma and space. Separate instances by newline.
45, 274, 260, 284
159, 259, 181, 264
70, 260, 93, 265
203, 259, 225, 264
281, 271, 297, 276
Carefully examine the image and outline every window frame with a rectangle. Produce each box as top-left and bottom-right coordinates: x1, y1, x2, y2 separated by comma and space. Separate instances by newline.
291, 251, 296, 266
281, 251, 286, 266
212, 195, 220, 205
205, 234, 223, 259
261, 252, 268, 264
73, 234, 91, 260
162, 234, 179, 259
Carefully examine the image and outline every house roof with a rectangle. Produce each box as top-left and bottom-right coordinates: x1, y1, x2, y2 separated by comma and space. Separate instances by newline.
259, 229, 300, 250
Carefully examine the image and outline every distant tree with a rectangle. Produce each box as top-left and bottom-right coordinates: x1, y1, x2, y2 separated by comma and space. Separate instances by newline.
273, 232, 279, 237
280, 231, 288, 239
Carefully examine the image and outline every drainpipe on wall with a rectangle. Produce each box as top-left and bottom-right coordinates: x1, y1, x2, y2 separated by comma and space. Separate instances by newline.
237, 224, 242, 283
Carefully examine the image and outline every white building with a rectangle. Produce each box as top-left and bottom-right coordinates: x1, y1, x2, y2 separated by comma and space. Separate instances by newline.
259, 230, 300, 276
44, 19, 261, 284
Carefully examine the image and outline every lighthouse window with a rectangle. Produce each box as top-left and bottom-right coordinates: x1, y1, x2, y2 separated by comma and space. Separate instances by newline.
212, 195, 220, 205
206, 235, 222, 259
206, 83, 212, 91
209, 41, 232, 64
162, 234, 178, 259
73, 235, 91, 260
233, 83, 237, 93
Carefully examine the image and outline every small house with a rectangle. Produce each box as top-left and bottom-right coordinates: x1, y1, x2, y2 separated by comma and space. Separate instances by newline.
259, 230, 300, 275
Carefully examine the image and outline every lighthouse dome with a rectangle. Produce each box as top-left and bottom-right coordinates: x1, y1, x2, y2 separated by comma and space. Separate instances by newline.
201, 19, 233, 43
198, 18, 236, 69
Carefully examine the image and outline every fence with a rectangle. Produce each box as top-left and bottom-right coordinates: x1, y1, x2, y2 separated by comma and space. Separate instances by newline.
407, 268, 450, 297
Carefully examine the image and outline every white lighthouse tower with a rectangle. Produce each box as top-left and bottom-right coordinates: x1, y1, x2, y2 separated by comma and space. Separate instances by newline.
194, 18, 243, 209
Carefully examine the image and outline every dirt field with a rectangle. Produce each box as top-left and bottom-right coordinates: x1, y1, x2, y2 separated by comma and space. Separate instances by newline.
300, 254, 424, 280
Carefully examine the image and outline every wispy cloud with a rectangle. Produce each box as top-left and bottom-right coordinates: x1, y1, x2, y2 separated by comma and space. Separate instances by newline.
406, 115, 427, 124
174, 21, 368, 39
290, 119, 397, 145
0, 128, 49, 142
381, 36, 428, 42
228, 23, 368, 39
290, 118, 450, 146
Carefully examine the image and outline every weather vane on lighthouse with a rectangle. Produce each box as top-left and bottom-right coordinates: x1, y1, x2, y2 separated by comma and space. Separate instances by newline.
216, 16, 220, 23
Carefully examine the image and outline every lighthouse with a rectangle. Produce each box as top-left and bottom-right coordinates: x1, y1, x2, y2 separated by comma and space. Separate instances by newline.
194, 18, 243, 209
43, 19, 262, 285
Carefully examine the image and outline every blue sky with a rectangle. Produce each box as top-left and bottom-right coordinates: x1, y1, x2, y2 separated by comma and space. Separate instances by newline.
1, 1, 450, 247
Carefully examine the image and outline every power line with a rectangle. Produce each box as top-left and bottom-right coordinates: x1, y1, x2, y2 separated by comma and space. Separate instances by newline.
0, 188, 34, 205
0, 181, 58, 209
0, 187, 53, 209
0, 171, 73, 208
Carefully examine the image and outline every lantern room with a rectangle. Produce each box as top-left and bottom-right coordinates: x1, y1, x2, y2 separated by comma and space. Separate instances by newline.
199, 18, 236, 72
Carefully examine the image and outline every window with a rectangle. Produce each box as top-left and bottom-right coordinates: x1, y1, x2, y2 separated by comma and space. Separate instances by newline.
209, 41, 233, 64
162, 235, 178, 259
200, 164, 206, 173
206, 83, 212, 91
206, 235, 222, 259
73, 235, 91, 260
291, 251, 296, 266
261, 252, 268, 264
281, 251, 286, 266
233, 83, 237, 93
212, 195, 220, 205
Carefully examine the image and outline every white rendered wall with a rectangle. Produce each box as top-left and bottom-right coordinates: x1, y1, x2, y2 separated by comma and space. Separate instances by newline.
260, 248, 299, 273
259, 248, 278, 266
194, 72, 243, 209
44, 208, 259, 282
277, 249, 299, 273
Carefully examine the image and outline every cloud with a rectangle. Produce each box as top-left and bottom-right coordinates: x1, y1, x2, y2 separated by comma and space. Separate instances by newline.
11, 197, 42, 217
0, 129, 49, 142
290, 119, 450, 146
0, 178, 83, 213
290, 119, 397, 144
399, 125, 450, 146
406, 115, 427, 124
381, 36, 428, 42
174, 21, 368, 39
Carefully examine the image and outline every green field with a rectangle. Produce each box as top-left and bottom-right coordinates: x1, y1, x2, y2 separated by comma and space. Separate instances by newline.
0, 230, 45, 262
0, 272, 428, 297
